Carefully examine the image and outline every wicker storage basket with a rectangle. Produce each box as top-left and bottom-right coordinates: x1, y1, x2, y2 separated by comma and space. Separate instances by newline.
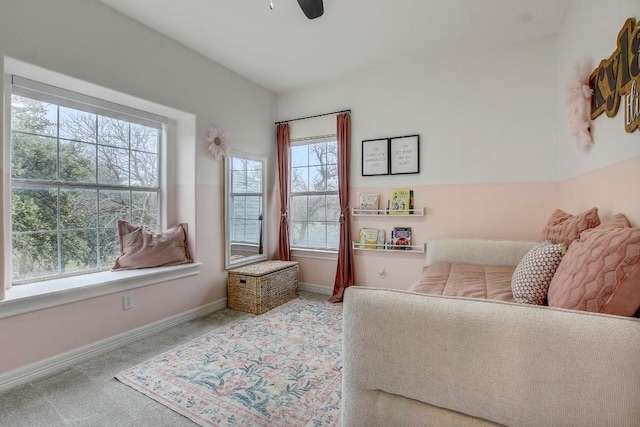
227, 260, 299, 314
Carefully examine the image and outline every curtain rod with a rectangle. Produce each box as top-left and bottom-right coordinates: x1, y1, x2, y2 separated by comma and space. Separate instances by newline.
275, 109, 351, 125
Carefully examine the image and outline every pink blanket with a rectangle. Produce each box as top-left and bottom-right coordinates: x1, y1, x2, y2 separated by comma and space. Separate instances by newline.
408, 262, 515, 302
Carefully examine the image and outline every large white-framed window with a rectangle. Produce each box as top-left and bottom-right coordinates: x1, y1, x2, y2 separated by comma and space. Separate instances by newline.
9, 76, 165, 285
289, 135, 340, 251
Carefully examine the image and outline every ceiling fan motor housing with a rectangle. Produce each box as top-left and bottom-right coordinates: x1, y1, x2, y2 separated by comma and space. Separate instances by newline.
297, 0, 324, 19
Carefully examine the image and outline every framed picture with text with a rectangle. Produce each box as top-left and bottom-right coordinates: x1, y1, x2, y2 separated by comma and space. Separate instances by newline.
362, 138, 389, 176
390, 134, 419, 175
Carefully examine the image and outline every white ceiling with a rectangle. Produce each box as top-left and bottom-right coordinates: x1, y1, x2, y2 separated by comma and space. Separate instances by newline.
99, 0, 570, 94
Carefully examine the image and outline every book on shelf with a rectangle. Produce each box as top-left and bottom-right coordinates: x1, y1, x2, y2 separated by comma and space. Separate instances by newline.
357, 228, 381, 249
388, 189, 413, 215
390, 226, 412, 249
376, 229, 386, 249
358, 192, 380, 214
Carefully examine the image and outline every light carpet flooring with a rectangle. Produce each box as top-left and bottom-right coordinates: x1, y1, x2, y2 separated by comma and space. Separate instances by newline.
0, 291, 330, 427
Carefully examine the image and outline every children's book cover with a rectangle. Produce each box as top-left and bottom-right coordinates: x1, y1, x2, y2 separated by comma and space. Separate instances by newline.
358, 193, 380, 214
391, 226, 412, 249
388, 189, 411, 215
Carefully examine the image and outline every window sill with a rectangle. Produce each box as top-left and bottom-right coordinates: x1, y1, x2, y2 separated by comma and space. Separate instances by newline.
0, 263, 201, 319
291, 248, 338, 261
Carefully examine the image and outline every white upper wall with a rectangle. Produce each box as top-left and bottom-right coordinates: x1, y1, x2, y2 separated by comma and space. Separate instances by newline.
0, 0, 277, 188
557, 0, 640, 180
278, 36, 559, 187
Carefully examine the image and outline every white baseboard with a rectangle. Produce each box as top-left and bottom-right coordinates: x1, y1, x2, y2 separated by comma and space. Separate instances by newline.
0, 298, 227, 395
299, 282, 333, 296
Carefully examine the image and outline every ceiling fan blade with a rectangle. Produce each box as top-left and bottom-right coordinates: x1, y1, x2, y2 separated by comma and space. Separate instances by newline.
297, 0, 324, 19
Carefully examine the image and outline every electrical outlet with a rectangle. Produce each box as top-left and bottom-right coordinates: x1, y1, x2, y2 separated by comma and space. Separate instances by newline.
377, 268, 385, 279
123, 295, 134, 310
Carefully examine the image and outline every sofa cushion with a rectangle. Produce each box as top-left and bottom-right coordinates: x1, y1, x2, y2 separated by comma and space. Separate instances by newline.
511, 241, 565, 305
547, 215, 640, 316
112, 220, 193, 270
408, 262, 515, 301
539, 207, 600, 247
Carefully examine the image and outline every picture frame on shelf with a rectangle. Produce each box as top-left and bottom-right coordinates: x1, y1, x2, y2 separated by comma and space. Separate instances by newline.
362, 138, 389, 176
390, 134, 419, 175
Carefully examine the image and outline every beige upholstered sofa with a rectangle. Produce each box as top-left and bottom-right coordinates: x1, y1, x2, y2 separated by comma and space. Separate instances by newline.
342, 238, 640, 427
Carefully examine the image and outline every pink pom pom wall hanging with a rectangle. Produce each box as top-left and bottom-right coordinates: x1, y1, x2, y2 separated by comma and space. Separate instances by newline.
566, 62, 594, 151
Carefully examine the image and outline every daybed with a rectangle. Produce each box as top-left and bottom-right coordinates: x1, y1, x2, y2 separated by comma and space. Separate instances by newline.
342, 236, 640, 426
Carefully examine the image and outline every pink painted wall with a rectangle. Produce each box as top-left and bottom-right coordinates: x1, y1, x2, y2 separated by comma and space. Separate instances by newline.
559, 156, 640, 227
296, 181, 558, 292
300, 156, 640, 293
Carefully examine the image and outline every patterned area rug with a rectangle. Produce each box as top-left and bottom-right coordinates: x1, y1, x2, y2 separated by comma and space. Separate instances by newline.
116, 297, 342, 427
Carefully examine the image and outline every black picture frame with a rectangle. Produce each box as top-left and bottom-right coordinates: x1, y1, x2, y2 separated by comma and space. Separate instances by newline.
361, 138, 389, 176
389, 134, 420, 175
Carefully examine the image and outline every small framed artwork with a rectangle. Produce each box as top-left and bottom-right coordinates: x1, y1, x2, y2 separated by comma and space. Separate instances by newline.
362, 138, 389, 176
390, 134, 419, 175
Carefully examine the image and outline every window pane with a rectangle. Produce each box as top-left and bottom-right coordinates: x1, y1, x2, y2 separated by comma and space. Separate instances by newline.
327, 141, 337, 165
59, 140, 96, 183
291, 166, 308, 192
99, 116, 129, 148
290, 222, 308, 247
231, 196, 246, 219
308, 142, 326, 166
12, 187, 58, 232
327, 223, 340, 249
11, 96, 57, 137
326, 195, 340, 222
98, 145, 129, 185
130, 124, 159, 153
99, 190, 131, 228
326, 164, 338, 191
132, 191, 158, 226
61, 230, 96, 274
11, 133, 57, 180
246, 159, 262, 171
245, 196, 261, 220
308, 222, 327, 248
130, 151, 158, 187
291, 196, 308, 222
232, 170, 247, 193
308, 195, 326, 221
291, 145, 308, 167
245, 220, 260, 244
60, 189, 98, 229
231, 219, 245, 242
99, 227, 119, 268
59, 107, 96, 143
309, 166, 326, 191
247, 170, 262, 193
12, 231, 58, 281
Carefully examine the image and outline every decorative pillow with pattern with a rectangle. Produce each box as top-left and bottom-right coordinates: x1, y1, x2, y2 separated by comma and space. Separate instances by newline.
548, 216, 640, 317
539, 207, 600, 247
511, 241, 565, 305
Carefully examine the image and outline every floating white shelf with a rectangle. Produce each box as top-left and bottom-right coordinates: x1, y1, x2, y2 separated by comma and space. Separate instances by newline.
352, 207, 425, 217
352, 242, 425, 253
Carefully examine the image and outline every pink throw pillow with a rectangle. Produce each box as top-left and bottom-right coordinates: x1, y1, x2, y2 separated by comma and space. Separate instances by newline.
597, 213, 631, 230
547, 216, 640, 316
112, 220, 193, 270
539, 207, 600, 247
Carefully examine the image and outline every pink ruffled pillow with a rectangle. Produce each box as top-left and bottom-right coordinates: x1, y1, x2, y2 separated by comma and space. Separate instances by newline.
112, 220, 193, 270
547, 214, 640, 316
539, 207, 600, 247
